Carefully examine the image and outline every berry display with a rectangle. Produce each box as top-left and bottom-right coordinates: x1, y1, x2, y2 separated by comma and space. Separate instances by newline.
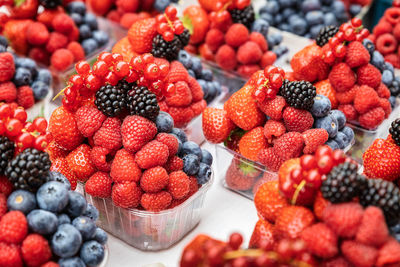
389, 118, 400, 147
95, 82, 129, 117
280, 80, 316, 111
229, 5, 255, 30
316, 26, 339, 47
127, 86, 160, 121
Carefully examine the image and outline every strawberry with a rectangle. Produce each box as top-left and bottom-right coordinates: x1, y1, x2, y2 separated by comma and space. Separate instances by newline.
46, 141, 68, 162
376, 238, 400, 266
75, 106, 106, 138
168, 171, 190, 200
249, 219, 275, 249
50, 158, 77, 190
273, 132, 305, 161
225, 159, 260, 191
85, 172, 113, 198
345, 41, 371, 68
66, 144, 96, 182
341, 241, 378, 267
10, 0, 38, 19
89, 146, 112, 172
238, 127, 267, 161
112, 182, 142, 209
302, 129, 329, 154
128, 18, 157, 53
258, 96, 287, 121
225, 85, 266, 131
93, 117, 122, 151
202, 107, 235, 143
135, 140, 169, 169
301, 223, 338, 259
291, 44, 329, 82
110, 149, 141, 183
0, 53, 15, 82
140, 166, 169, 193
363, 138, 400, 181
257, 147, 285, 172
254, 180, 288, 223
121, 115, 157, 153
282, 107, 314, 133
356, 206, 389, 247
224, 128, 245, 153
3, 20, 30, 54
274, 206, 315, 240
315, 79, 338, 109
183, 5, 210, 44
140, 191, 172, 211
165, 81, 192, 107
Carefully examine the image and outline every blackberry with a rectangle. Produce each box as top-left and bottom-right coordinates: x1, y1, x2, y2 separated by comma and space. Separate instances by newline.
389, 118, 400, 147
39, 0, 62, 9
321, 162, 366, 203
151, 34, 182, 61
280, 80, 316, 110
178, 29, 191, 47
127, 86, 160, 121
0, 136, 14, 175
95, 80, 131, 117
5, 149, 51, 192
229, 5, 255, 29
360, 179, 400, 222
316, 26, 339, 47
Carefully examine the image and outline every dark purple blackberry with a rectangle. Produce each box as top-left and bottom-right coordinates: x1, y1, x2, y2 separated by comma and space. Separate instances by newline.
178, 29, 191, 47
127, 86, 159, 121
316, 26, 339, 47
0, 136, 14, 175
389, 118, 400, 147
151, 34, 182, 61
39, 0, 62, 9
229, 5, 255, 30
5, 148, 51, 192
280, 80, 316, 110
95, 80, 131, 117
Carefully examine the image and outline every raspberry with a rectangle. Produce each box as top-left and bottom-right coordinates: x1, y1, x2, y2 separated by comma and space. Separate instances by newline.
345, 41, 370, 68
50, 158, 77, 190
384, 7, 400, 24
376, 33, 398, 55
322, 257, 352, 267
394, 23, 400, 40
0, 193, 6, 219
121, 115, 157, 153
356, 206, 389, 247
0, 176, 13, 197
336, 85, 358, 104
322, 202, 364, 238
51, 48, 74, 71
0, 82, 17, 103
191, 100, 207, 117
225, 23, 249, 47
110, 149, 141, 183
205, 28, 224, 52
52, 13, 74, 34
140, 166, 169, 193
263, 120, 286, 141
357, 63, 382, 89
112, 182, 142, 209
373, 20, 393, 37
135, 140, 169, 169
188, 176, 199, 196
0, 242, 22, 267
85, 171, 113, 198
165, 81, 192, 107
0, 52, 15, 82
167, 61, 188, 83
384, 53, 400, 68
341, 241, 378, 267
187, 76, 204, 102
41, 261, 59, 267
75, 106, 106, 138
302, 128, 329, 154
282, 107, 314, 133
155, 133, 179, 156
328, 63, 356, 92
120, 13, 140, 29
68, 25, 80, 42
273, 132, 305, 160
237, 41, 263, 65
164, 155, 184, 173
141, 191, 172, 211
67, 41, 85, 61
66, 144, 96, 182
21, 234, 52, 266
249, 219, 275, 249
359, 107, 385, 130
313, 191, 331, 221
168, 106, 195, 128
0, 211, 27, 244
376, 238, 400, 266
215, 45, 237, 71
379, 98, 392, 118
89, 146, 112, 172
376, 83, 391, 99
46, 32, 68, 53
353, 85, 380, 114
16, 86, 34, 109
94, 117, 122, 151
167, 171, 190, 200
250, 32, 268, 52
237, 65, 260, 78
338, 104, 358, 121
260, 51, 277, 69
301, 223, 338, 259
26, 22, 49, 46
258, 96, 287, 121
29, 47, 50, 65
257, 147, 285, 172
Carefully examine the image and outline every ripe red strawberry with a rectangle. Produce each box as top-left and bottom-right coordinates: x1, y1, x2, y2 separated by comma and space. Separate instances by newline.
0, 52, 15, 82
273, 132, 305, 160
356, 206, 389, 247
121, 115, 157, 153
363, 138, 400, 181
353, 85, 380, 114
110, 149, 141, 183
89, 146, 112, 172
66, 144, 96, 182
322, 202, 364, 238
0, 176, 13, 197
0, 242, 23, 267
215, 45, 237, 71
376, 238, 400, 266
75, 106, 106, 137
254, 181, 288, 223
225, 85, 266, 130
315, 79, 338, 109
93, 117, 122, 151
249, 219, 275, 249
3, 20, 30, 54
345, 41, 371, 68
112, 182, 142, 209
165, 81, 192, 107
140, 166, 169, 193
302, 128, 329, 154
257, 147, 285, 172
263, 120, 286, 142
202, 107, 235, 143
128, 18, 157, 53
301, 223, 338, 259
168, 171, 190, 200
50, 158, 77, 190
282, 107, 314, 133
291, 44, 329, 82
336, 85, 358, 104
21, 234, 52, 267
17, 86, 34, 109
49, 106, 83, 150
141, 191, 172, 211
85, 172, 113, 198
258, 96, 287, 121
164, 156, 183, 173
274, 206, 315, 240
225, 159, 260, 191
341, 241, 378, 267
135, 140, 169, 169
238, 127, 267, 161
0, 82, 17, 103
357, 63, 382, 89
187, 76, 204, 102
183, 5, 210, 44
167, 61, 188, 83
313, 191, 331, 221
0, 211, 27, 244
359, 107, 386, 130
155, 133, 179, 157
252, 172, 278, 195
225, 23, 249, 47
328, 63, 356, 92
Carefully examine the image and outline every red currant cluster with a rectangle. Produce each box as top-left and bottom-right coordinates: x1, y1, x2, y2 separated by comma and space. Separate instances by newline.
209, 0, 251, 28
155, 6, 185, 42
279, 146, 353, 206
62, 52, 171, 111
0, 103, 50, 153
323, 18, 370, 64
253, 66, 285, 103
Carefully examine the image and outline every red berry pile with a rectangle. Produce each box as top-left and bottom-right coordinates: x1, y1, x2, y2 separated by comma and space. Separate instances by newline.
155, 7, 185, 42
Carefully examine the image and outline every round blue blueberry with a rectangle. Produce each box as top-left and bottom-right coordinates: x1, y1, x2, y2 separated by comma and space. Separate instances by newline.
260, 13, 274, 26
266, 1, 279, 13
181, 141, 202, 159
331, 1, 346, 16
80, 240, 104, 266
191, 57, 203, 78
178, 50, 193, 69
13, 68, 32, 87
302, 0, 321, 12
188, 69, 196, 78
7, 190, 36, 214
155, 111, 174, 133
36, 69, 52, 85
197, 79, 208, 98
349, 4, 362, 16
289, 18, 308, 36
311, 94, 331, 117
315, 115, 338, 138
274, 14, 283, 25
329, 109, 346, 129
0, 36, 8, 47
36, 181, 69, 213
31, 81, 49, 101
323, 12, 337, 26
59, 257, 85, 267
58, 214, 71, 225
27, 209, 58, 235
205, 82, 216, 103
72, 216, 96, 240
67, 191, 87, 218
305, 11, 324, 25
171, 128, 187, 143
362, 39, 375, 55
280, 23, 292, 32
82, 204, 99, 221
183, 154, 200, 176
201, 149, 213, 166
280, 0, 295, 8
47, 172, 71, 191
382, 69, 394, 86
385, 62, 394, 73
310, 24, 324, 39
79, 24, 92, 40
154, 0, 170, 12
70, 13, 83, 25
389, 96, 397, 107
66, 1, 86, 15
51, 224, 82, 258
197, 163, 212, 185
333, 131, 349, 149
93, 31, 109, 46
201, 69, 213, 81
325, 139, 340, 150
0, 46, 6, 53
81, 39, 98, 56
371, 51, 385, 71
252, 19, 269, 37
213, 81, 222, 96
84, 13, 98, 30
341, 126, 355, 142
93, 227, 108, 245
15, 58, 37, 78
173, 135, 183, 155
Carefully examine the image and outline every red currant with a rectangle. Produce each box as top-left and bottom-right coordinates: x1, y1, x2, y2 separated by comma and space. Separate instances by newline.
174, 23, 185, 35
0, 104, 12, 118
290, 168, 303, 184
332, 149, 346, 165
336, 31, 345, 42
33, 117, 48, 133
131, 56, 145, 72
34, 135, 48, 151
104, 72, 119, 86
157, 22, 170, 34
114, 61, 130, 77
269, 73, 283, 89
98, 52, 113, 64
163, 83, 176, 97
265, 88, 276, 99
253, 88, 266, 103
64, 86, 78, 101
360, 28, 370, 38
24, 122, 35, 132
235, 0, 251, 9
216, 10, 230, 23
228, 233, 243, 250
280, 179, 296, 199
343, 28, 356, 41
75, 61, 90, 75
156, 14, 167, 23
85, 74, 102, 91
165, 6, 177, 20
351, 17, 362, 27
300, 155, 317, 170
158, 64, 169, 79
126, 70, 139, 83
339, 23, 352, 32
6, 119, 23, 137
305, 169, 322, 188
16, 133, 34, 149
323, 50, 335, 64
162, 31, 174, 42
93, 61, 109, 77
150, 80, 164, 96
317, 155, 334, 175
0, 121, 5, 135
13, 108, 27, 123
144, 63, 160, 80
315, 145, 333, 160
111, 53, 123, 62
333, 44, 347, 58
142, 53, 154, 64
328, 37, 340, 48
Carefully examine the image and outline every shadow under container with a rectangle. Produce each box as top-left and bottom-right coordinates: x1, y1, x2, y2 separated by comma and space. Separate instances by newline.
84, 174, 214, 251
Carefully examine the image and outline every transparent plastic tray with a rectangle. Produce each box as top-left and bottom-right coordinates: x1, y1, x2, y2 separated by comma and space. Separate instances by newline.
84, 174, 214, 251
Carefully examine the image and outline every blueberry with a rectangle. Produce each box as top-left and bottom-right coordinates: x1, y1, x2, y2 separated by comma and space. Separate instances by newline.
385, 62, 395, 73
349, 4, 362, 16
315, 115, 338, 138
171, 128, 187, 143
31, 81, 49, 101
323, 12, 337, 26
280, 0, 295, 8
310, 24, 324, 39
311, 95, 331, 117
259, 5, 270, 16
82, 204, 99, 221
93, 227, 108, 245
266, 1, 279, 13
59, 257, 85, 267
289, 18, 308, 36
260, 13, 274, 26
341, 126, 355, 142
329, 109, 346, 129
288, 14, 302, 25
37, 181, 69, 213
197, 163, 212, 184
333, 131, 349, 149
275, 14, 283, 25
47, 172, 71, 191
155, 111, 174, 133
7, 190, 36, 214
79, 24, 92, 40
70, 13, 83, 25
321, 0, 333, 5
362, 39, 375, 54
72, 216, 96, 240
197, 79, 208, 98
305, 11, 324, 25
205, 82, 216, 103
389, 96, 397, 107
183, 154, 200, 176
36, 69, 52, 85
58, 214, 71, 225
282, 8, 295, 19
191, 57, 203, 78
174, 136, 183, 155
201, 69, 213, 81
81, 39, 98, 56
13, 68, 32, 87
188, 69, 196, 78
0, 46, 6, 53
0, 35, 8, 47
93, 31, 109, 46
382, 70, 394, 86
66, 1, 86, 15
213, 81, 222, 96
27, 209, 58, 235
371, 51, 385, 71
80, 240, 105, 266
252, 19, 269, 37
67, 191, 86, 218
325, 139, 340, 150
331, 1, 346, 16
15, 58, 37, 78
178, 50, 193, 69
84, 13, 98, 30
302, 0, 321, 12
336, 12, 349, 22
181, 141, 202, 159
201, 149, 213, 166
280, 23, 292, 32
154, 0, 170, 12
270, 33, 283, 46
51, 224, 82, 258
